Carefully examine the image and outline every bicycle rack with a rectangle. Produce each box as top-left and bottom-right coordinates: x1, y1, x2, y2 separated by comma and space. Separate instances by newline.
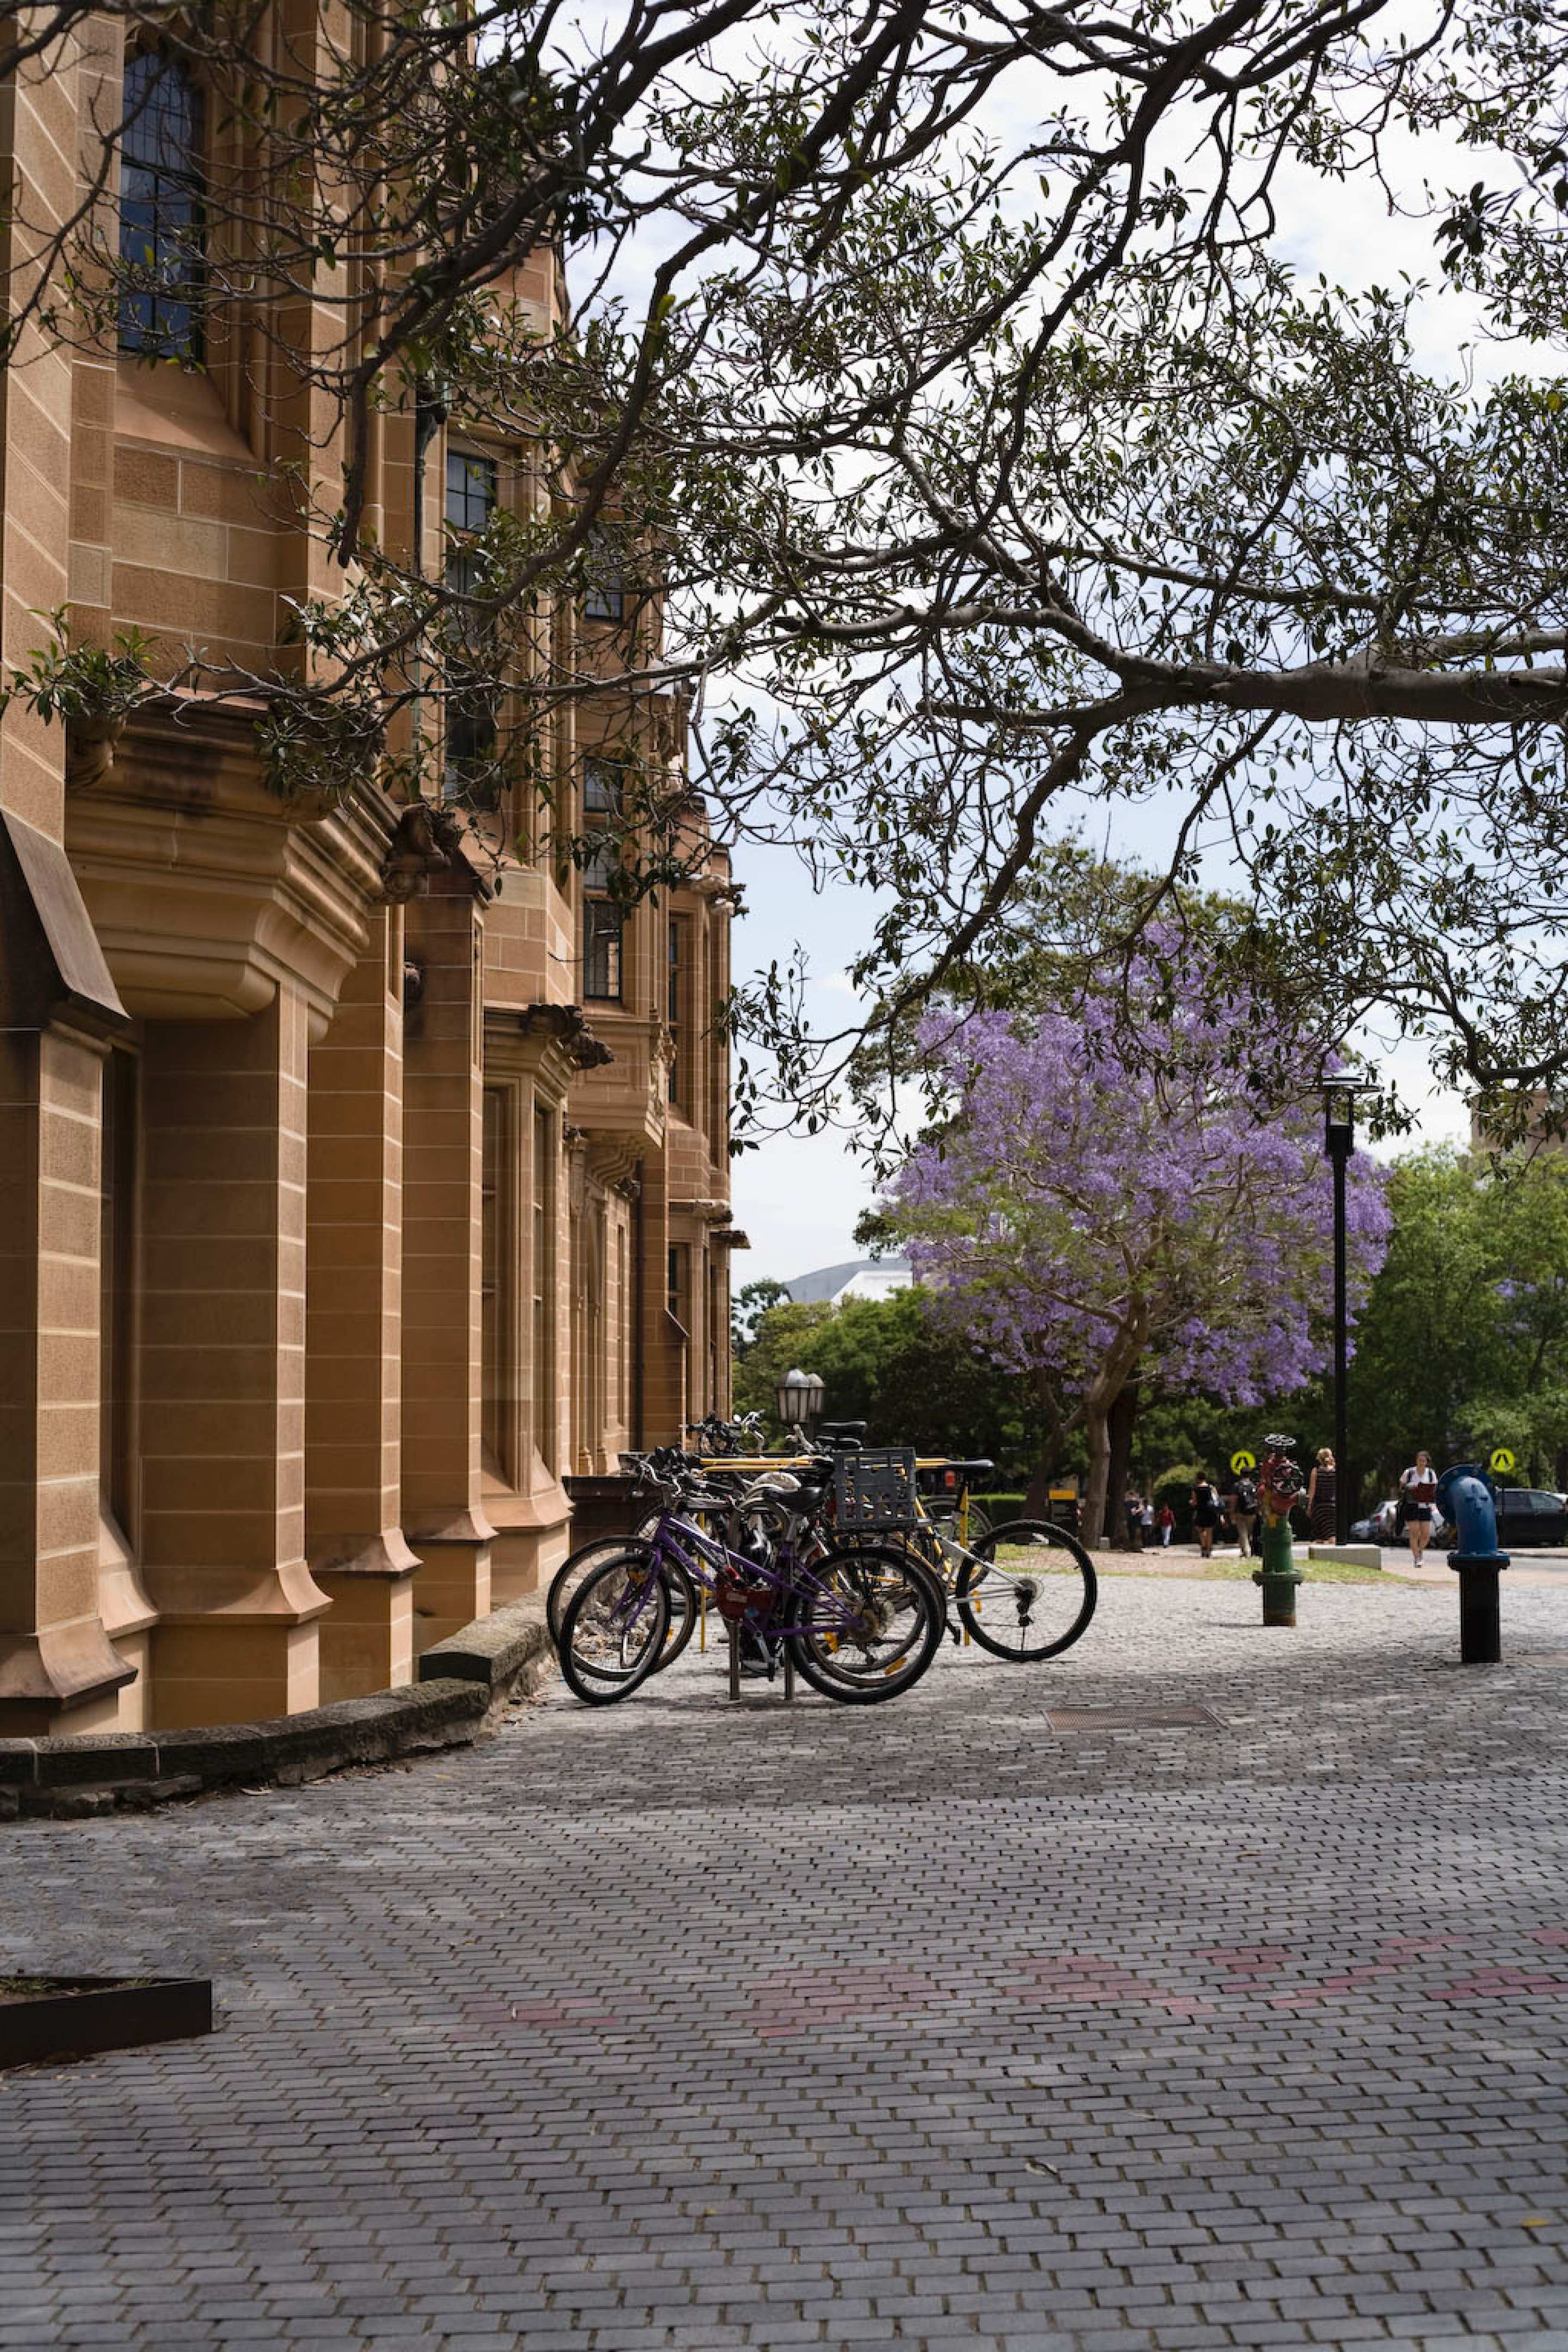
724, 1615, 796, 1703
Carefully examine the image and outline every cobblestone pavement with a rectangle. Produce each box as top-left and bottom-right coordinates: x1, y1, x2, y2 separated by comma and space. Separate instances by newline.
4, 1573, 1568, 2352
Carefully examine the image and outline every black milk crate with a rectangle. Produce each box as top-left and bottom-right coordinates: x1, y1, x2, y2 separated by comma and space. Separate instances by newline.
834, 1446, 919, 1533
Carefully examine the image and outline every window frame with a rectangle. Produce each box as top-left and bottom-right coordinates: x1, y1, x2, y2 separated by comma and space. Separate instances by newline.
118, 47, 207, 363
442, 452, 503, 795
580, 756, 626, 1003
445, 449, 498, 534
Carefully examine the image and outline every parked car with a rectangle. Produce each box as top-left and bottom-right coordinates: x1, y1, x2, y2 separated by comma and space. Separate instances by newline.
1494, 1487, 1568, 1548
1359, 1485, 1566, 1549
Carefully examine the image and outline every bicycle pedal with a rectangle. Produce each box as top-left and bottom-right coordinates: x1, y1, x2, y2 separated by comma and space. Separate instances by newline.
946, 1620, 961, 1647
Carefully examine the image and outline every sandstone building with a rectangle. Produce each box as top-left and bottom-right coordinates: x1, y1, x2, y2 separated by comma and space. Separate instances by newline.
0, 29, 739, 1735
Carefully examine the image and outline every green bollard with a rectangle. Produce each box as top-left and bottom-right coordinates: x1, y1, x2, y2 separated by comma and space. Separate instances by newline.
1251, 1508, 1303, 1627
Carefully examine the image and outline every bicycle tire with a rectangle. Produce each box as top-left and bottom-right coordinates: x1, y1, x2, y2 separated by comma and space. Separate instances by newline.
546, 1513, 664, 1645
644, 1552, 701, 1671
955, 1518, 1097, 1661
557, 1553, 672, 1705
788, 1543, 946, 1703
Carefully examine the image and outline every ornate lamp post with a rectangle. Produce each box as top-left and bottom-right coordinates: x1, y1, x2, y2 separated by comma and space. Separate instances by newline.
775, 1367, 824, 1436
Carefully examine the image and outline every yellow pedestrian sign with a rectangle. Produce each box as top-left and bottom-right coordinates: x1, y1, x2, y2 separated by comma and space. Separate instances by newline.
1230, 1449, 1257, 1475
1489, 1447, 1516, 1476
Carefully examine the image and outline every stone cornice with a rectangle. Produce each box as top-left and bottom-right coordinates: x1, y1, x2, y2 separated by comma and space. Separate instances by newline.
65, 705, 405, 1024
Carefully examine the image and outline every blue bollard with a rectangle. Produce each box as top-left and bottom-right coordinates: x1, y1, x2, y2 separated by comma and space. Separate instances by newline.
1434, 1463, 1510, 1664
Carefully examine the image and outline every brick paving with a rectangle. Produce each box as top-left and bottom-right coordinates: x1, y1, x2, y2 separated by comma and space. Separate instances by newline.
3, 1572, 1567, 2351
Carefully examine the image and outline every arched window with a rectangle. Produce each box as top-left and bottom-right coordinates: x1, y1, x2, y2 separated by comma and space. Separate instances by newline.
118, 50, 204, 360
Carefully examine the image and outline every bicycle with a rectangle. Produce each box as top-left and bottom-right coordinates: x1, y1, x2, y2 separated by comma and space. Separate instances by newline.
878, 1455, 1098, 1663
556, 1457, 947, 1707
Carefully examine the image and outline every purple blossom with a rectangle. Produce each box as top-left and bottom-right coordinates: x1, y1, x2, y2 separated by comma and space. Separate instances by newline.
887, 981, 1392, 1415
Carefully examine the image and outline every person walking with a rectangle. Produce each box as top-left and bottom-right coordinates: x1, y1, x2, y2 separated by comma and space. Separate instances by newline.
1191, 1473, 1221, 1560
1124, 1488, 1144, 1549
1399, 1450, 1440, 1563
1140, 1497, 1156, 1546
1224, 1471, 1259, 1559
1307, 1448, 1338, 1543
1157, 1502, 1175, 1548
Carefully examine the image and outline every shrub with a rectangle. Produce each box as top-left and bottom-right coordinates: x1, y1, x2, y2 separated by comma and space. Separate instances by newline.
972, 1492, 1028, 1523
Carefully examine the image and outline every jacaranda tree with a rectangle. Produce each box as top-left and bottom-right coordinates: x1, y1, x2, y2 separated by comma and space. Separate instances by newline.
879, 983, 1391, 1545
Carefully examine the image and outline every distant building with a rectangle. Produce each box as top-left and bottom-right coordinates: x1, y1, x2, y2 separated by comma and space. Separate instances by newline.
1471, 1093, 1568, 1156
786, 1257, 913, 1308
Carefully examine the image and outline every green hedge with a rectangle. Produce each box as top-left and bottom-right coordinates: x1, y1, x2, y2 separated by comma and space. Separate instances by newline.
972, 1492, 1030, 1522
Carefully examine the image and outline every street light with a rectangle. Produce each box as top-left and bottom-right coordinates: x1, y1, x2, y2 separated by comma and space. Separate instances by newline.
775, 1367, 825, 1432
1322, 1075, 1375, 1547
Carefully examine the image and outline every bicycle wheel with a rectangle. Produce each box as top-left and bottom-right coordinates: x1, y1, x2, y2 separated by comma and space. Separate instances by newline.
789, 1543, 946, 1703
557, 1552, 671, 1705
547, 1514, 663, 1646
955, 1518, 1097, 1661
645, 1552, 701, 1671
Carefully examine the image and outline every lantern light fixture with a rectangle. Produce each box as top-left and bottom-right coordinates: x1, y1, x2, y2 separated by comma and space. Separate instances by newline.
775, 1367, 825, 1430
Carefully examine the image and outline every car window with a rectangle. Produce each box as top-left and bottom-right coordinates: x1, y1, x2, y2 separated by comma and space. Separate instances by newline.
1528, 1490, 1560, 1511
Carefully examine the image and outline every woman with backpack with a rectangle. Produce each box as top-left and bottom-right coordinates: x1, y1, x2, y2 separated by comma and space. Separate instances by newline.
1191, 1473, 1221, 1560
1225, 1472, 1259, 1559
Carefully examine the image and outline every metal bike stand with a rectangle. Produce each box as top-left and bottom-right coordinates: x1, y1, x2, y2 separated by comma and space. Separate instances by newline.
724, 1618, 795, 1702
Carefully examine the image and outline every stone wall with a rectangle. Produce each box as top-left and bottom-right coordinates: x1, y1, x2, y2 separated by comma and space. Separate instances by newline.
0, 15, 738, 1736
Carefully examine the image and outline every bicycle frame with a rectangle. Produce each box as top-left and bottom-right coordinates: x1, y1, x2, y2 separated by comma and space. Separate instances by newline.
647, 1503, 885, 1639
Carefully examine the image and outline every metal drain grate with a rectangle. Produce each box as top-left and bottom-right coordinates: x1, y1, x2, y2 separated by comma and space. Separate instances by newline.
1046, 1704, 1224, 1732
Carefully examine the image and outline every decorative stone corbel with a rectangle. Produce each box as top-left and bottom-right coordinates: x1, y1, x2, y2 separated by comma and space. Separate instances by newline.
378, 802, 467, 903
64, 713, 126, 792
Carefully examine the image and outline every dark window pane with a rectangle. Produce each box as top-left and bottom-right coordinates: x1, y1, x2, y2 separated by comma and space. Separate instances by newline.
584, 758, 622, 814
445, 451, 496, 531
584, 898, 623, 1000
581, 836, 619, 893
445, 678, 499, 788
118, 52, 204, 360
584, 578, 625, 622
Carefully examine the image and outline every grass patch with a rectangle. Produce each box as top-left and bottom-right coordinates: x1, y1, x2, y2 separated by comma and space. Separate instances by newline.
1113, 1553, 1394, 1587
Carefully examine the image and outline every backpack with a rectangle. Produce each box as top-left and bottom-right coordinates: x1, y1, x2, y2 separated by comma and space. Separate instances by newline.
1234, 1477, 1257, 1514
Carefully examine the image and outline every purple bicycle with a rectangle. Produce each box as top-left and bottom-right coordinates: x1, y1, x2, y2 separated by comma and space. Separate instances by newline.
556, 1453, 946, 1706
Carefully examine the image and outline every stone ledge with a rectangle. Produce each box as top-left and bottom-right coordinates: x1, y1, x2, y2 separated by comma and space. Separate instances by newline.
416, 1596, 551, 1695
1307, 1543, 1386, 1572
0, 1601, 554, 1821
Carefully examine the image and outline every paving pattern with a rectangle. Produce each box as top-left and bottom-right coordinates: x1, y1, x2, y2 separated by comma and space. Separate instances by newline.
3, 1572, 1568, 2352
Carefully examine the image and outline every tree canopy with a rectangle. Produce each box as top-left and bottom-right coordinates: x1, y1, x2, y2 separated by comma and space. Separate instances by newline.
1345, 1146, 1568, 1493
732, 1285, 1037, 1471
874, 956, 1389, 1538
11, 1, 1568, 1123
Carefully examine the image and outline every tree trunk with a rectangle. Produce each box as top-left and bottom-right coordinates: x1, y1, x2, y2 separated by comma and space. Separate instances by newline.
1105, 1383, 1140, 1548
1083, 1399, 1112, 1552
1080, 1333, 1144, 1548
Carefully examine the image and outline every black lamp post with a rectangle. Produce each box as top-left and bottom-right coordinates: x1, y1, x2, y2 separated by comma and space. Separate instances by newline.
1322, 1077, 1375, 1546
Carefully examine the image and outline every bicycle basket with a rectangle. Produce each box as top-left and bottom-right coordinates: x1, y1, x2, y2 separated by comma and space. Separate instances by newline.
832, 1447, 919, 1533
